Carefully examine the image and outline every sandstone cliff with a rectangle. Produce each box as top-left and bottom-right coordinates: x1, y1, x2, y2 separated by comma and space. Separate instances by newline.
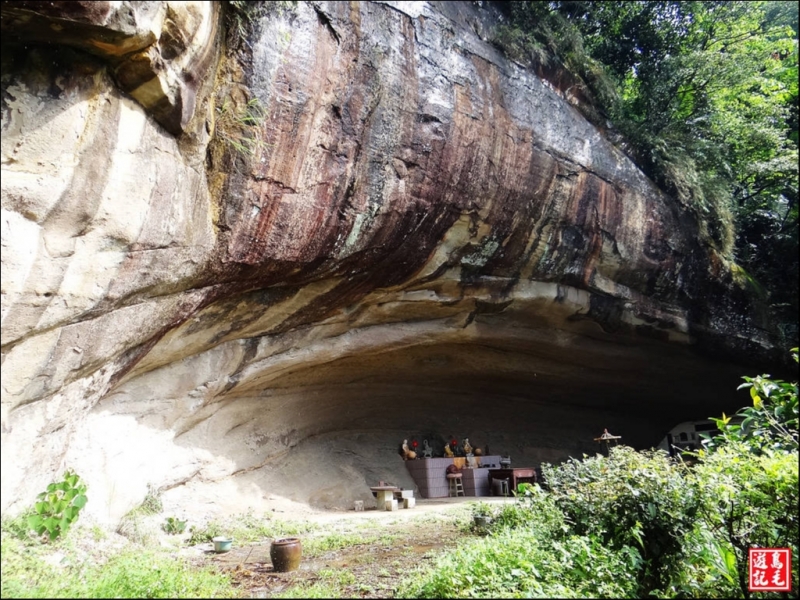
0, 1, 782, 522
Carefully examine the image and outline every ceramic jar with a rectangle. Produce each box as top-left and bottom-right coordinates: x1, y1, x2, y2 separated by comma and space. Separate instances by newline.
270, 537, 302, 572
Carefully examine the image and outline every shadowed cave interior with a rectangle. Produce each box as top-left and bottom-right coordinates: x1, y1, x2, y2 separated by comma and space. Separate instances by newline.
98, 315, 751, 514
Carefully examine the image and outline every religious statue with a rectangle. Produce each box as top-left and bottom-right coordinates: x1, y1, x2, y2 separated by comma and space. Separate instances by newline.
400, 439, 415, 460
463, 438, 473, 455
421, 439, 433, 458
449, 437, 460, 456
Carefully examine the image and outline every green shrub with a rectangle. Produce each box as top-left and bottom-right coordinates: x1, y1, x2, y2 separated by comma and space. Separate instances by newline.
688, 443, 799, 597
399, 528, 637, 598
27, 470, 88, 541
687, 349, 800, 596
187, 520, 224, 546
543, 446, 697, 594
470, 501, 495, 519
493, 483, 567, 537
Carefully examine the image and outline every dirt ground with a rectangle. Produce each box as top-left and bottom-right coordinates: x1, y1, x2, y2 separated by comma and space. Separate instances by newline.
192, 497, 513, 598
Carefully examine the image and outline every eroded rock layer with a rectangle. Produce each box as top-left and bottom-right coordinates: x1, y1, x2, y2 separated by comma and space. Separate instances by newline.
0, 1, 783, 522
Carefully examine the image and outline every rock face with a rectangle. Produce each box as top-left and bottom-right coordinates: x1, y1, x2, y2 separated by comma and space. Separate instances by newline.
0, 1, 784, 523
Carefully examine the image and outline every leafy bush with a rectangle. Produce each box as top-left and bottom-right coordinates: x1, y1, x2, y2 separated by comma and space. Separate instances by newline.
687, 443, 799, 597
27, 470, 88, 541
490, 483, 567, 538
399, 527, 638, 598
543, 446, 697, 594
470, 501, 495, 519
688, 350, 800, 596
187, 521, 225, 546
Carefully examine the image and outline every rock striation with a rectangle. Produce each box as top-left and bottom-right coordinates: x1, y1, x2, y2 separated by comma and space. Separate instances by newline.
0, 1, 785, 522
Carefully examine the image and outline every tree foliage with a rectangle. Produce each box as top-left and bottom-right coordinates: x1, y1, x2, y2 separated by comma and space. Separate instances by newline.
494, 1, 799, 345
704, 347, 799, 453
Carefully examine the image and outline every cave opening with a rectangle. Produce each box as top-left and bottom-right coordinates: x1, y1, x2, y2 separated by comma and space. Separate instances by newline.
151, 328, 749, 511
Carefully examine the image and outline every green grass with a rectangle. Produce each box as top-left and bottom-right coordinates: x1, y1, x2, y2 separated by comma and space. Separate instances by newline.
214, 97, 267, 158
187, 511, 316, 545
138, 486, 164, 515
319, 567, 356, 587
1, 531, 236, 598
1, 510, 35, 541
272, 581, 340, 598
303, 531, 372, 557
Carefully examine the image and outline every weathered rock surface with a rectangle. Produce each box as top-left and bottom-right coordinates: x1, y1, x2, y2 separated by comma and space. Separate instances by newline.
0, 1, 785, 523
1, 0, 219, 134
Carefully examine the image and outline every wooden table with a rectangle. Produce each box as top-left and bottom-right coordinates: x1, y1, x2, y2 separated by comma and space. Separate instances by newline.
488, 468, 536, 495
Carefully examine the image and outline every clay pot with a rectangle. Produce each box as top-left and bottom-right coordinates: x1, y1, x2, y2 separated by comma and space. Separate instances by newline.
474, 448, 483, 456
271, 537, 302, 572
406, 450, 417, 460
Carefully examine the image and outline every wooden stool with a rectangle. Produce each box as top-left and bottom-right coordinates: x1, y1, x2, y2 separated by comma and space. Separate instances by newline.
447, 473, 464, 497
492, 478, 509, 497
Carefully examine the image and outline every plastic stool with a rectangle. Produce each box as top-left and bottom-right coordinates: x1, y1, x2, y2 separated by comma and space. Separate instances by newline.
447, 473, 465, 497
